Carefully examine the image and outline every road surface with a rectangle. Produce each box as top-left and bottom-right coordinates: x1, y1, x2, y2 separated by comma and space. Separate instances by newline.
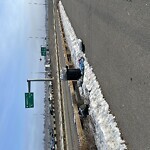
55, 8, 79, 149
47, 0, 79, 149
61, 0, 150, 149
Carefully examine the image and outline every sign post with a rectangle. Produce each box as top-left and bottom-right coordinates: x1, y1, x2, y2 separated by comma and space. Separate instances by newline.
25, 78, 54, 108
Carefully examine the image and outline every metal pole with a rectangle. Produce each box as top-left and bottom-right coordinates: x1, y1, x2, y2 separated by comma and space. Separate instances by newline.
27, 78, 54, 93
27, 78, 54, 82
28, 81, 31, 93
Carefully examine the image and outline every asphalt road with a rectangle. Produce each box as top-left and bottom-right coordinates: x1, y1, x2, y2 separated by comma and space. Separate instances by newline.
55, 9, 79, 149
47, 0, 79, 149
47, 0, 62, 149
60, 0, 150, 149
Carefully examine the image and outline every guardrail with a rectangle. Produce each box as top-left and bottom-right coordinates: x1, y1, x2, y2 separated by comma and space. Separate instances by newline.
57, 5, 87, 149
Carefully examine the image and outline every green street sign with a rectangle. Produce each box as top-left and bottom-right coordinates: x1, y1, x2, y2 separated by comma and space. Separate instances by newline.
41, 47, 46, 51
25, 92, 34, 108
41, 51, 46, 56
41, 47, 46, 56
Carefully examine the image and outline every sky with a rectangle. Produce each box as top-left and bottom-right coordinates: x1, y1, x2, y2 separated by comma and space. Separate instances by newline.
0, 0, 46, 150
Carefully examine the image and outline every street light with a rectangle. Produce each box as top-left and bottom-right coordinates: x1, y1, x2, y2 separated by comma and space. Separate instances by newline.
28, 2, 48, 5
28, 36, 46, 39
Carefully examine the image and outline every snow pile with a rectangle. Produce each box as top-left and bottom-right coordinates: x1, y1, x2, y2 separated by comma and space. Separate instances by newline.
58, 1, 127, 149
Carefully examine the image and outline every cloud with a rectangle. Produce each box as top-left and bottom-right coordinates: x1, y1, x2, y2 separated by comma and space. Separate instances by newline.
0, 0, 27, 72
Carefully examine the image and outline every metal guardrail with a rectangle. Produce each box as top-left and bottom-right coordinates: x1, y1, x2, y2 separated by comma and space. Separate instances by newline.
57, 5, 87, 149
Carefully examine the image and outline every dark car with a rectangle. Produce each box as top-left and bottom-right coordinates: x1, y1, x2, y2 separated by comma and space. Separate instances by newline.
50, 137, 55, 150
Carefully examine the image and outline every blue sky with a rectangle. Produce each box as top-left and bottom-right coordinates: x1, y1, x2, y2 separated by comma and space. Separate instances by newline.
0, 0, 46, 150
